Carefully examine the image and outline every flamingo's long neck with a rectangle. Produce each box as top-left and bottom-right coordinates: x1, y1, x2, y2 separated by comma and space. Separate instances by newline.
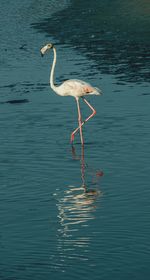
50, 46, 57, 92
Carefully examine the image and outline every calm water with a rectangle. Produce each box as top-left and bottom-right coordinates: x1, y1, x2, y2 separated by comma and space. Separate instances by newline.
0, 0, 150, 279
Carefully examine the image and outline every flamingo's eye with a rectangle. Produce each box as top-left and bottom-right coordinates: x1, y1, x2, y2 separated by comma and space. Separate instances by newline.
47, 43, 53, 48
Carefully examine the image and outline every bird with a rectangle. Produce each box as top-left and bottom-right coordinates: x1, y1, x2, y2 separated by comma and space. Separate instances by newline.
40, 43, 102, 145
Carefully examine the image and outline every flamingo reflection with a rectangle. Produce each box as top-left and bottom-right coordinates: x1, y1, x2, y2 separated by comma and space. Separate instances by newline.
51, 146, 104, 271
56, 145, 104, 238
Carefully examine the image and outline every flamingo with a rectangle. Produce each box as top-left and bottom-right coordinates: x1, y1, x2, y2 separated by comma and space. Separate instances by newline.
40, 43, 102, 145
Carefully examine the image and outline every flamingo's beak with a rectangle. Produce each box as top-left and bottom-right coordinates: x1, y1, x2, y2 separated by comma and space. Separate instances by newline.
40, 45, 48, 57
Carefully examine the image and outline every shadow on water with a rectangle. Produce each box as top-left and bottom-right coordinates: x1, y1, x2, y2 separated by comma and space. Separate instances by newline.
32, 0, 150, 83
51, 145, 104, 272
0, 99, 29, 105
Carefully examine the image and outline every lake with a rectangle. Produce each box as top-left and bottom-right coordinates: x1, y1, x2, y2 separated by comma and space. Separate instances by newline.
0, 0, 150, 279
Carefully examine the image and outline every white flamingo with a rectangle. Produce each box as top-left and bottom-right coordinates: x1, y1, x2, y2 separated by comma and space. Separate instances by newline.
40, 43, 102, 145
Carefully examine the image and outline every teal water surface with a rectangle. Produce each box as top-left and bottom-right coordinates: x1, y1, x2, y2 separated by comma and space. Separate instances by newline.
0, 1, 150, 279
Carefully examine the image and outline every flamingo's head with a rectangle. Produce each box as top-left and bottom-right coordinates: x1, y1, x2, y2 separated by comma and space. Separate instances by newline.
40, 43, 53, 56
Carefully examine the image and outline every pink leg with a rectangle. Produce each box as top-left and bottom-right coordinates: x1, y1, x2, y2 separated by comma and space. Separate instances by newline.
71, 97, 96, 143
75, 97, 84, 145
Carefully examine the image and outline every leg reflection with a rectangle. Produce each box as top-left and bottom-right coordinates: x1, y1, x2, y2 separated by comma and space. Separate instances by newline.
71, 144, 103, 197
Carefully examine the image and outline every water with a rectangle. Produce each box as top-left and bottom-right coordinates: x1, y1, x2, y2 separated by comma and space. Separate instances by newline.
0, 0, 150, 279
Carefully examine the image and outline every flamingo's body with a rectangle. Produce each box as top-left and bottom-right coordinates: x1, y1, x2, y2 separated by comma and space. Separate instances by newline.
40, 43, 102, 145
52, 78, 101, 97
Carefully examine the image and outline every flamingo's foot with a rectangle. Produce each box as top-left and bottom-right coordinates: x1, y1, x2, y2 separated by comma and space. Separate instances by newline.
70, 133, 75, 144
